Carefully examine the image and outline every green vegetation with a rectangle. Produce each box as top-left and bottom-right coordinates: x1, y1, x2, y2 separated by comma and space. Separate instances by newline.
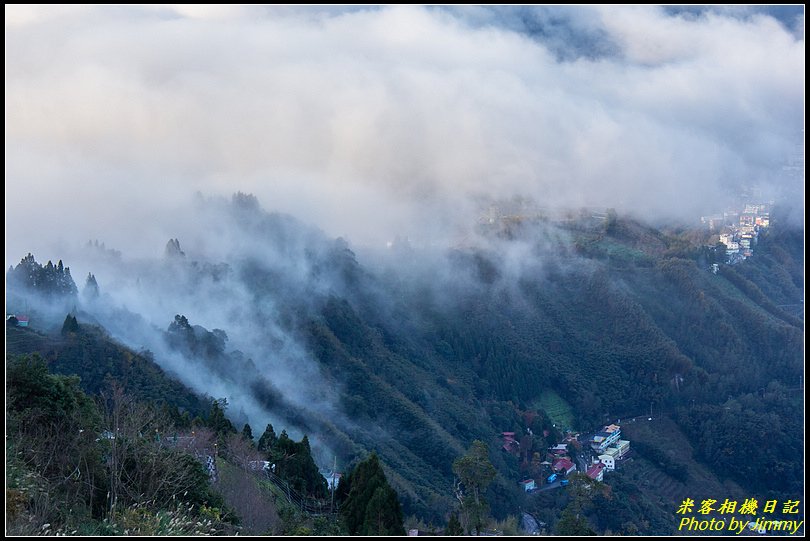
535, 390, 575, 430
6, 354, 233, 535
630, 439, 689, 483
338, 453, 404, 535
5, 204, 803, 534
6, 352, 347, 535
445, 513, 464, 535
6, 322, 210, 419
676, 389, 803, 498
452, 440, 497, 535
270, 432, 328, 499
7, 253, 78, 298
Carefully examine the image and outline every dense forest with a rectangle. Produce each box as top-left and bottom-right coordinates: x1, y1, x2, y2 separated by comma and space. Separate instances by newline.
5, 195, 803, 534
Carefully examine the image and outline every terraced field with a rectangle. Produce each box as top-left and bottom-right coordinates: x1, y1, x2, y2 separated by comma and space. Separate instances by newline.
535, 390, 576, 430
621, 417, 748, 509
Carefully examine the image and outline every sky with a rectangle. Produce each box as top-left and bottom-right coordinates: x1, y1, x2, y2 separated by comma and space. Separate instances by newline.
5, 5, 805, 264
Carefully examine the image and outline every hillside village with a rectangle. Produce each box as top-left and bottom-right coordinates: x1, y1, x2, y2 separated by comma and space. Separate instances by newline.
701, 202, 772, 265
505, 422, 632, 494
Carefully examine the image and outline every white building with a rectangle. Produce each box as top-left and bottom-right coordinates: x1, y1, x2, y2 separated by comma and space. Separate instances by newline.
519, 479, 536, 492
598, 454, 615, 471
613, 440, 630, 458
321, 470, 342, 491
719, 233, 734, 246
591, 424, 621, 453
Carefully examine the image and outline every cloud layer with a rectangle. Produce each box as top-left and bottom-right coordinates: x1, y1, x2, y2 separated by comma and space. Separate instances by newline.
5, 5, 804, 261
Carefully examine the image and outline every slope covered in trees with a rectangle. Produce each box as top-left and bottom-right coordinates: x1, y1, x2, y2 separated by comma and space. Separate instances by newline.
6, 354, 233, 535
5, 197, 803, 533
7, 320, 209, 419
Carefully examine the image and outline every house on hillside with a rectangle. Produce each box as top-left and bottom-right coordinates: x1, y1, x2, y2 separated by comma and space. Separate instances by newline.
322, 470, 342, 491
8, 314, 29, 327
502, 432, 519, 454
519, 478, 536, 492
612, 439, 630, 458
249, 460, 272, 472
598, 454, 615, 471
552, 458, 576, 475
591, 424, 621, 453
549, 443, 568, 456
564, 432, 579, 441
586, 462, 605, 482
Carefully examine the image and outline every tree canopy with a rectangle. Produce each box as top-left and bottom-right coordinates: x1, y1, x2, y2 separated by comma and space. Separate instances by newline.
338, 453, 404, 536
452, 440, 496, 535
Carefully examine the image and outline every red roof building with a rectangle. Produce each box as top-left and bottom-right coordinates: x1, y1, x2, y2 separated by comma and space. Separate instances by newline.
502, 432, 519, 453
586, 463, 605, 482
552, 458, 576, 475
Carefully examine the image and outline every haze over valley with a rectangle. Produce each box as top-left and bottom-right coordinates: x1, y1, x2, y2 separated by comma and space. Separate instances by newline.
5, 5, 804, 536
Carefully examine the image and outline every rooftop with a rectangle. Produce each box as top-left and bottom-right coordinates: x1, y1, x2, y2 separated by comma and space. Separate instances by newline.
553, 458, 575, 471
586, 463, 605, 479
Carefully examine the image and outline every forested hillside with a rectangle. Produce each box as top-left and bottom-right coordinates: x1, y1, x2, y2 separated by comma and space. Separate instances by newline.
6, 196, 803, 534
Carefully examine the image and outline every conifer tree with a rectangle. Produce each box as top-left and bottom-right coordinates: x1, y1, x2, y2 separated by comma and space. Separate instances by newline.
452, 440, 496, 535
83, 273, 100, 300
257, 423, 277, 453
208, 399, 236, 444
61, 314, 80, 335
339, 452, 404, 536
446, 513, 464, 536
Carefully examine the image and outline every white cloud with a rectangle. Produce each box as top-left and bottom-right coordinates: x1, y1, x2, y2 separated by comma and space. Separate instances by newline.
5, 5, 804, 263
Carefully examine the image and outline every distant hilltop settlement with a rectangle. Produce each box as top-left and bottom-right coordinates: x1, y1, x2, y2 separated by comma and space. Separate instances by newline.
700, 202, 771, 266
506, 423, 631, 496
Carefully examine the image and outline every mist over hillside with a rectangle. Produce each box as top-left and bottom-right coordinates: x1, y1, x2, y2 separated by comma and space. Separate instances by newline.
5, 5, 804, 263
6, 192, 804, 526
5, 5, 804, 534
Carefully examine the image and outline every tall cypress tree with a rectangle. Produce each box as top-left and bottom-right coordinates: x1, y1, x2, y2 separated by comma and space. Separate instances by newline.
207, 399, 236, 444
257, 423, 277, 453
270, 432, 327, 498
61, 314, 80, 335
452, 440, 496, 535
241, 423, 253, 442
83, 273, 100, 300
446, 513, 464, 536
339, 452, 404, 536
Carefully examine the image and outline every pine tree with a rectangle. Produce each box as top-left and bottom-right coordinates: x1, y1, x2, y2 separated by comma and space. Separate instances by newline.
61, 314, 80, 335
339, 453, 404, 536
556, 508, 595, 535
207, 399, 236, 444
270, 432, 327, 498
446, 513, 464, 536
257, 423, 277, 453
165, 238, 185, 258
452, 440, 496, 535
61, 265, 77, 295
363, 483, 403, 535
83, 273, 100, 300
241, 423, 253, 442
7, 254, 77, 297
